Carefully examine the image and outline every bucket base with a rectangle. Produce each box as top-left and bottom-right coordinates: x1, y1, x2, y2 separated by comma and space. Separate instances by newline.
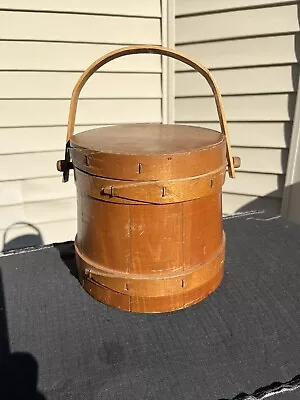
82, 267, 223, 313
75, 241, 225, 313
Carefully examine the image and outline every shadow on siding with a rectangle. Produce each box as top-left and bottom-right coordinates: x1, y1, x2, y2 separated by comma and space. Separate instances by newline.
1, 222, 43, 253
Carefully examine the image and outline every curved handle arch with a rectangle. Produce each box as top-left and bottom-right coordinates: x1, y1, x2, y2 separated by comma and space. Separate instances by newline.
64, 45, 236, 180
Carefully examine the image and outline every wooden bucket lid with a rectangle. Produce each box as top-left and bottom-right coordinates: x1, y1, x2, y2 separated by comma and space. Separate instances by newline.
69, 123, 226, 180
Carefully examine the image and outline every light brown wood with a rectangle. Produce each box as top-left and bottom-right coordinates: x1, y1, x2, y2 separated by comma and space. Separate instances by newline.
82, 260, 224, 313
100, 169, 225, 204
74, 180, 226, 312
70, 126, 226, 181
78, 241, 224, 301
56, 46, 240, 313
73, 164, 225, 205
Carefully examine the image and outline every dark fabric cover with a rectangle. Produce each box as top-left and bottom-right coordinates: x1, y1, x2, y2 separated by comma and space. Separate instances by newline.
0, 214, 299, 400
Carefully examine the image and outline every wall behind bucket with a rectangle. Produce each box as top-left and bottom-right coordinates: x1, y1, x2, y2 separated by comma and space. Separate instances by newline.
175, 0, 300, 216
0, 0, 163, 250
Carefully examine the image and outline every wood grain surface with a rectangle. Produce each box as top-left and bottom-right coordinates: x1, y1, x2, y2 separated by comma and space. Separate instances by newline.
73, 124, 226, 312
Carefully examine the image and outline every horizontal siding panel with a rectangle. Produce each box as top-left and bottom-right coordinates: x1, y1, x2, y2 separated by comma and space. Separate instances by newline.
176, 34, 298, 70
223, 172, 284, 197
190, 122, 291, 148
176, 66, 297, 96
1, 151, 74, 181
0, 11, 161, 44
0, 219, 77, 250
232, 147, 287, 174
0, 0, 161, 17
0, 125, 102, 154
0, 198, 76, 229
175, 0, 295, 16
175, 94, 295, 122
0, 99, 161, 127
176, 5, 299, 43
0, 72, 161, 99
21, 177, 75, 204
0, 177, 76, 206
0, 42, 162, 72
0, 181, 22, 206
223, 193, 281, 214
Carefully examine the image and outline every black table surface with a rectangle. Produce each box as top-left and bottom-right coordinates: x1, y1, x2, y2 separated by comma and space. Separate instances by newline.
0, 212, 299, 400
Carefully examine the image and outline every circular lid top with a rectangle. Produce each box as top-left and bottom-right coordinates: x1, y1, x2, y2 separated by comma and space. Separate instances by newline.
70, 124, 223, 155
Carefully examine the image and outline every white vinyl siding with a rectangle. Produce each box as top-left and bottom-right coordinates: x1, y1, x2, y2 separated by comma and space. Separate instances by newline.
175, 0, 299, 214
0, 42, 161, 72
0, 1, 162, 249
0, 1, 161, 17
175, 0, 294, 16
0, 11, 161, 44
0, 99, 161, 127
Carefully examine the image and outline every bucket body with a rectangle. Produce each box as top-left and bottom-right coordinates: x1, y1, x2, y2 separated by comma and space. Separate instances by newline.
70, 124, 226, 313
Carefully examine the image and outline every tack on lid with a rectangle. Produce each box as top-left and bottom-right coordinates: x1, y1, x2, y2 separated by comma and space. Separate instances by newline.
69, 124, 226, 181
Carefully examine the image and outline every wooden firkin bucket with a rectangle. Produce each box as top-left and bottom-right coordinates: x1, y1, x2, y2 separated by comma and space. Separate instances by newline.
57, 46, 240, 313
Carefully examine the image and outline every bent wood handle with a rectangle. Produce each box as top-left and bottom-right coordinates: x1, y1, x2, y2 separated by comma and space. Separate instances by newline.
60, 45, 239, 182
